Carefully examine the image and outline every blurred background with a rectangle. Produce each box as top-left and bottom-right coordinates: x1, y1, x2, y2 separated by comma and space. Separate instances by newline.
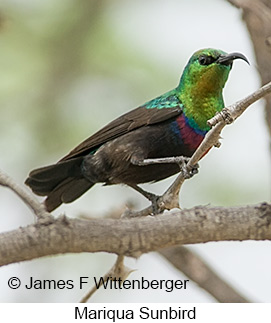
0, 0, 270, 302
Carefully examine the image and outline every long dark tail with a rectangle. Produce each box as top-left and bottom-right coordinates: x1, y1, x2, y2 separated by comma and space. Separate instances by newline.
25, 157, 94, 212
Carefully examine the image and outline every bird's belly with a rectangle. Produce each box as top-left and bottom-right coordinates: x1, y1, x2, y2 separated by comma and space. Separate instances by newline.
82, 121, 204, 185
115, 163, 181, 184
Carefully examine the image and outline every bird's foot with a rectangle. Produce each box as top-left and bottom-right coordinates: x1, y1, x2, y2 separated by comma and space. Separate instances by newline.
143, 191, 163, 215
129, 184, 162, 215
174, 156, 199, 179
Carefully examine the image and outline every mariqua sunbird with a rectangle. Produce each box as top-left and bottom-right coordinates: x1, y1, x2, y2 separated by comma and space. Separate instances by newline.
25, 48, 249, 212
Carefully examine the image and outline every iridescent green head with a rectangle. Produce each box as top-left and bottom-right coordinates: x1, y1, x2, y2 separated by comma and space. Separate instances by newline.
178, 48, 248, 130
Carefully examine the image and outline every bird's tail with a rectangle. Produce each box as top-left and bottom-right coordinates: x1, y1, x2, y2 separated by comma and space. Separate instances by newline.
25, 157, 94, 212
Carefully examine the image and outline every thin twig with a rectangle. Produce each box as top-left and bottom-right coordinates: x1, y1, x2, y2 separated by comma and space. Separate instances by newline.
0, 169, 50, 219
80, 255, 135, 302
208, 81, 271, 126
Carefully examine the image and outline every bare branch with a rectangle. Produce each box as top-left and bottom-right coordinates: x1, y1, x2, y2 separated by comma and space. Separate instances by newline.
0, 203, 270, 267
208, 81, 271, 126
109, 206, 251, 303
80, 255, 134, 302
159, 246, 250, 303
227, 0, 271, 144
0, 169, 51, 220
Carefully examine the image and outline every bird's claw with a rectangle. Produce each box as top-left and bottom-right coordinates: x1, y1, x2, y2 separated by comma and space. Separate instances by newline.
175, 156, 199, 179
144, 192, 163, 215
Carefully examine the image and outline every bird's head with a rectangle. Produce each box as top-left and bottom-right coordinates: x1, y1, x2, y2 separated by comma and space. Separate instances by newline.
178, 48, 249, 130
179, 48, 249, 94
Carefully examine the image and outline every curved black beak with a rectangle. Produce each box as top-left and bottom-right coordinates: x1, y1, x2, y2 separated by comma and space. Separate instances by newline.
217, 52, 249, 66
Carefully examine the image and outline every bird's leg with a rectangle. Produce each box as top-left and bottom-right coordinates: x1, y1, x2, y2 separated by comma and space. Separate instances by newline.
129, 184, 161, 215
131, 155, 199, 179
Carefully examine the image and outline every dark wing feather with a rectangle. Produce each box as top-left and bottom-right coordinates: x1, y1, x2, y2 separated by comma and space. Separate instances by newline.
60, 105, 182, 162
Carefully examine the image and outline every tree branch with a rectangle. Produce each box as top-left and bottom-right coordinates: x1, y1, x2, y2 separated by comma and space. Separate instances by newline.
0, 202, 270, 267
227, 0, 271, 145
80, 255, 134, 303
159, 246, 250, 303
0, 169, 50, 220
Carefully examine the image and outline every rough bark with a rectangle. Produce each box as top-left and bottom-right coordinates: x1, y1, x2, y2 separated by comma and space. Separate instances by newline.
228, 0, 271, 144
0, 203, 270, 267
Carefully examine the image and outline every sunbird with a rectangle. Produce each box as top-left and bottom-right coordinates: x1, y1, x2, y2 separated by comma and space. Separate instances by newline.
25, 48, 248, 212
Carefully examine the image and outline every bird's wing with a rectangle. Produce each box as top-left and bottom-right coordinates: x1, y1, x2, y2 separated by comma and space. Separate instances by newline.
60, 103, 182, 161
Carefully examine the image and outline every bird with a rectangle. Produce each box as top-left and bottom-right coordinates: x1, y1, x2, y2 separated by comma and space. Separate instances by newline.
25, 48, 249, 212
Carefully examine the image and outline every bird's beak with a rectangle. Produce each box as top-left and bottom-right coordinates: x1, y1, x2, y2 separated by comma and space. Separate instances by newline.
217, 52, 249, 66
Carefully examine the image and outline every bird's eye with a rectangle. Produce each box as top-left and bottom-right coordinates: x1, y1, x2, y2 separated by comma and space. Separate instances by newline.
198, 55, 216, 66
